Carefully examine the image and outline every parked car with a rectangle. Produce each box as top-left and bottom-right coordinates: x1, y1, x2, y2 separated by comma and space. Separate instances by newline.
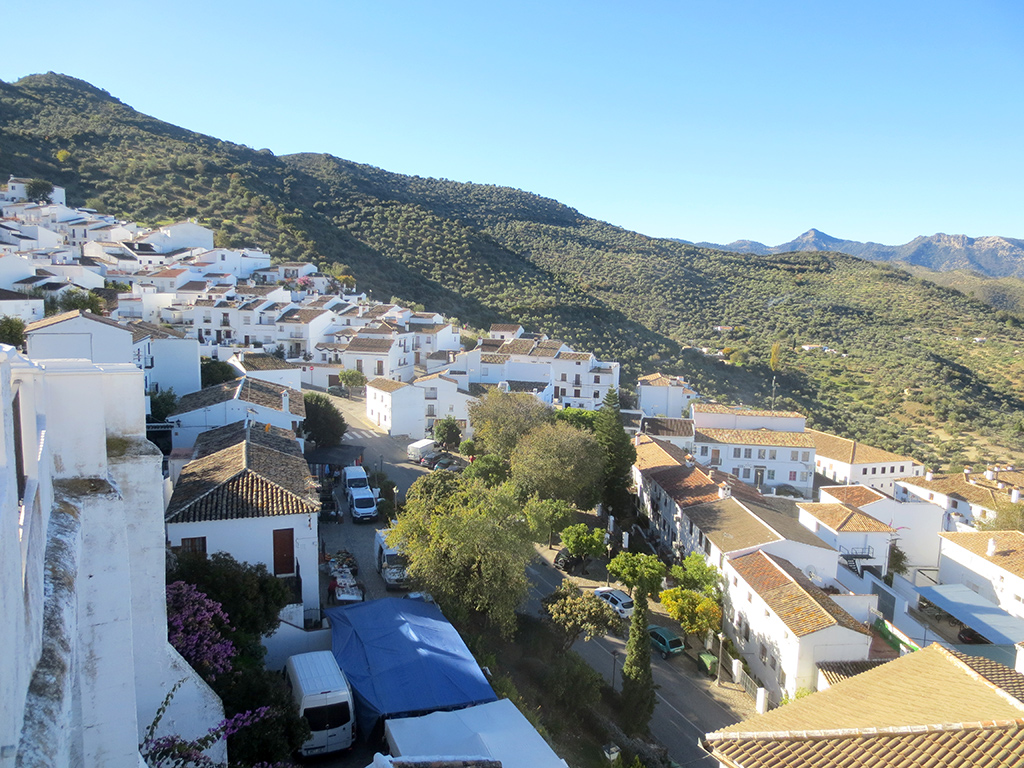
433, 456, 458, 471
326, 385, 349, 398
957, 625, 990, 644
647, 625, 686, 659
593, 587, 634, 619
422, 452, 451, 469
348, 486, 378, 522
554, 548, 582, 572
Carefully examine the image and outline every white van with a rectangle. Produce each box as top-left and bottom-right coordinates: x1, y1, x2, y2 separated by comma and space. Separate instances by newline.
284, 651, 356, 755
407, 438, 435, 462
342, 465, 369, 494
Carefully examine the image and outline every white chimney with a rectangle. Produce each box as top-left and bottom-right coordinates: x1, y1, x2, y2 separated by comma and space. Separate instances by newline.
718, 482, 731, 500
926, 470, 934, 482
684, 454, 695, 468
988, 538, 997, 557
1013, 488, 1022, 504
282, 389, 289, 413
985, 468, 996, 481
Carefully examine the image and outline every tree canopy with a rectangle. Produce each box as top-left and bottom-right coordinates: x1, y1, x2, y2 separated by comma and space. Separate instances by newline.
303, 391, 348, 447
559, 523, 607, 561
434, 415, 462, 450
542, 579, 621, 652
669, 552, 721, 599
467, 390, 553, 462
510, 422, 604, 509
660, 587, 723, 638
0, 316, 25, 347
594, 388, 637, 516
607, 552, 666, 599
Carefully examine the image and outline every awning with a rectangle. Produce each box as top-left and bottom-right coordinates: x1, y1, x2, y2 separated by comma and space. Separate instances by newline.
916, 583, 1024, 646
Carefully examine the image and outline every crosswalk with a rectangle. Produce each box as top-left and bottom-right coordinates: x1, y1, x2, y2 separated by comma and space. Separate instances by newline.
343, 428, 378, 441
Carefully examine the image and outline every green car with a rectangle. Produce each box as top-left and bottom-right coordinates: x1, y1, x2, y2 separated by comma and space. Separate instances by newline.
648, 625, 685, 660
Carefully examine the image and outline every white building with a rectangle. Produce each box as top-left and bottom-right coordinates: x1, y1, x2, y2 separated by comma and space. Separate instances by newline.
0, 287, 44, 323
169, 376, 305, 449
227, 351, 303, 390
936, 531, 1024, 621
165, 421, 321, 621
796, 500, 895, 579
895, 467, 1023, 527
25, 309, 134, 363
0, 346, 223, 768
637, 372, 698, 418
127, 320, 202, 396
724, 550, 873, 703
807, 428, 924, 495
2, 176, 67, 206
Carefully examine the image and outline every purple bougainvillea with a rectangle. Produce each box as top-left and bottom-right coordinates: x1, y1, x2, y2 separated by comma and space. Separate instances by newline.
166, 581, 236, 680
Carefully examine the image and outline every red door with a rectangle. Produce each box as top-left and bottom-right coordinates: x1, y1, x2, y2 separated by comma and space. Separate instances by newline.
273, 528, 295, 575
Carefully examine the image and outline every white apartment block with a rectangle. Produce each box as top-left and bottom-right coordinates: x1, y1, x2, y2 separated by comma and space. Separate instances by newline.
808, 428, 924, 495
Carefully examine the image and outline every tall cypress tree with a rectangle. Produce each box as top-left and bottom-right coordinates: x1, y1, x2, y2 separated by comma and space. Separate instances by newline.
619, 593, 656, 736
594, 388, 636, 517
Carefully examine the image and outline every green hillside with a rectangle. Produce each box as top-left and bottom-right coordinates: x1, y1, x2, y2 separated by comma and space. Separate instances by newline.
2, 72, 1023, 469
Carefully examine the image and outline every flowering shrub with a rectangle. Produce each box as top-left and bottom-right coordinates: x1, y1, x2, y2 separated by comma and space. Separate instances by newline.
166, 581, 236, 680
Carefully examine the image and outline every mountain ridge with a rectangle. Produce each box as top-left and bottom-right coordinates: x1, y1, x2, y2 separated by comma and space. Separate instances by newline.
2, 72, 1023, 469
691, 229, 1024, 278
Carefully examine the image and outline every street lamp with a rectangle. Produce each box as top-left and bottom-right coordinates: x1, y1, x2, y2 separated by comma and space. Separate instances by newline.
611, 649, 619, 691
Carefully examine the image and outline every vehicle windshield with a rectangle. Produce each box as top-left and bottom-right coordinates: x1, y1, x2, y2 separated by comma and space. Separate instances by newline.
354, 496, 375, 509
667, 637, 683, 648
303, 701, 350, 731
385, 553, 409, 567
348, 477, 368, 488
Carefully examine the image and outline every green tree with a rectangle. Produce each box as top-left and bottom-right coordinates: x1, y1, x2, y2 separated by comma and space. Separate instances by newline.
510, 422, 604, 509
391, 479, 535, 637
303, 391, 348, 447
54, 288, 104, 315
467, 390, 553, 461
200, 358, 240, 388
608, 552, 666, 599
619, 594, 656, 736
0, 315, 26, 347
554, 407, 598, 432
524, 496, 576, 547
668, 552, 721, 599
337, 368, 367, 388
434, 415, 462, 449
462, 453, 509, 486
542, 579, 621, 652
25, 178, 54, 203
559, 523, 607, 561
148, 387, 178, 422
660, 587, 722, 638
459, 438, 477, 457
594, 388, 637, 516
169, 552, 291, 660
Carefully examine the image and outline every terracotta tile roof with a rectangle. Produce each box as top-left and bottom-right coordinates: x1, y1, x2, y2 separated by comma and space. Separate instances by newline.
233, 285, 280, 296
413, 323, 450, 335
367, 377, 409, 393
480, 353, 509, 364
898, 472, 1019, 510
939, 531, 1024, 580
345, 337, 394, 353
642, 417, 694, 437
171, 377, 304, 417
166, 441, 318, 524
26, 309, 129, 335
505, 380, 549, 392
637, 373, 696, 392
152, 268, 188, 278
635, 435, 722, 508
468, 382, 497, 397
807, 428, 918, 466
694, 428, 815, 448
363, 303, 396, 317
742, 499, 835, 550
498, 338, 536, 355
821, 484, 887, 507
477, 338, 504, 352
235, 352, 300, 371
414, 372, 457, 385
177, 280, 209, 292
489, 323, 523, 333
798, 502, 895, 533
557, 351, 592, 361
730, 551, 870, 637
694, 403, 804, 419
684, 497, 784, 552
192, 420, 303, 460
279, 308, 328, 324
706, 644, 1024, 767
816, 658, 893, 686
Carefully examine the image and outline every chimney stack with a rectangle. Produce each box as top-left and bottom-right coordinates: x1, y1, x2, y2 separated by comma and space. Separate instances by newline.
985, 468, 996, 481
282, 389, 290, 413
718, 482, 731, 500
926, 470, 934, 482
1013, 488, 1022, 504
988, 538, 997, 557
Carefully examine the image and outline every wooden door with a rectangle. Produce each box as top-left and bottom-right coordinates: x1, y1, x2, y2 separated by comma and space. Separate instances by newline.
273, 528, 295, 575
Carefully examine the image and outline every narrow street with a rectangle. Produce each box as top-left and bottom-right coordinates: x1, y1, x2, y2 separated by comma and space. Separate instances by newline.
310, 389, 750, 766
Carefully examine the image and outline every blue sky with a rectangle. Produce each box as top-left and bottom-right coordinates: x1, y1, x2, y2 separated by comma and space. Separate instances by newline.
4, 1, 1022, 245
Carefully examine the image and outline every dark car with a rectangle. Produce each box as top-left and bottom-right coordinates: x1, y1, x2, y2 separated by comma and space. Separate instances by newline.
957, 626, 990, 644
554, 548, 582, 572
422, 452, 452, 469
648, 625, 686, 659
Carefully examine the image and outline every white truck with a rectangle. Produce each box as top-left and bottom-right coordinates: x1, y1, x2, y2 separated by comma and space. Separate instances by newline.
374, 528, 409, 590
283, 651, 356, 756
407, 438, 436, 462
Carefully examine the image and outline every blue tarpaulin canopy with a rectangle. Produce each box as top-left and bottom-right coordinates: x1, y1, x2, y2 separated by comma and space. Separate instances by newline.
325, 598, 496, 738
916, 583, 1024, 646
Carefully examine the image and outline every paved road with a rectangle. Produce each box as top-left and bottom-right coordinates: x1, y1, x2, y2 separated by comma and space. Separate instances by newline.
528, 558, 740, 767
